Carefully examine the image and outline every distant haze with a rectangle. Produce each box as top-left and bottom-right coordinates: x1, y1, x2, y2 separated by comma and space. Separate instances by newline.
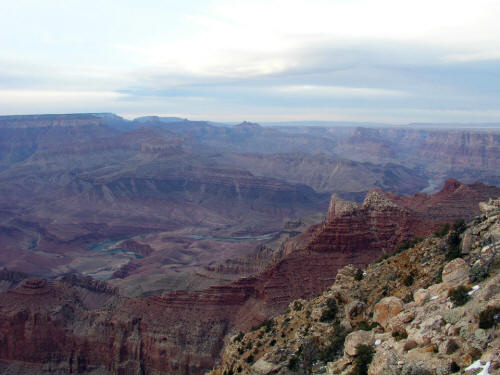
1, 0, 499, 123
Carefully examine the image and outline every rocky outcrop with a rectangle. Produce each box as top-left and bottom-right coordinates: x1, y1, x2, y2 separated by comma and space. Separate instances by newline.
211, 196, 500, 375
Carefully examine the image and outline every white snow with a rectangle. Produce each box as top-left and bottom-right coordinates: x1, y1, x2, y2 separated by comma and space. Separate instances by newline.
375, 339, 381, 346
465, 360, 491, 375
468, 285, 480, 295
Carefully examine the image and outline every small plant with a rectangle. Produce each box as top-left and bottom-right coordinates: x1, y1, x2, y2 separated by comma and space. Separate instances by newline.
287, 356, 299, 371
469, 263, 489, 283
403, 274, 414, 286
269, 339, 276, 346
237, 366, 242, 373
478, 306, 500, 329
245, 354, 254, 364
293, 300, 303, 311
357, 321, 378, 331
350, 344, 374, 375
452, 219, 466, 234
450, 361, 460, 373
319, 325, 348, 361
320, 298, 338, 322
354, 268, 364, 281
251, 318, 275, 333
435, 222, 450, 237
403, 292, 414, 303
233, 331, 244, 342
391, 330, 408, 341
445, 231, 462, 260
449, 285, 470, 306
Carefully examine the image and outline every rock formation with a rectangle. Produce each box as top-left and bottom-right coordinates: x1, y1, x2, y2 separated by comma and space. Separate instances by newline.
211, 196, 500, 375
0, 181, 498, 374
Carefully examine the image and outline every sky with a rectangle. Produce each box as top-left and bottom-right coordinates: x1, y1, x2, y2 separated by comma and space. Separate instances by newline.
0, 0, 499, 123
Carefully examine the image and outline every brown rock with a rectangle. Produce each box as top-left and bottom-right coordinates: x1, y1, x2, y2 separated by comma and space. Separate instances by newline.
373, 297, 404, 329
442, 258, 469, 285
403, 340, 418, 351
344, 330, 375, 357
414, 289, 429, 306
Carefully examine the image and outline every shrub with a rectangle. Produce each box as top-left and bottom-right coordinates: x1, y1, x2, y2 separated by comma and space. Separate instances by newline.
449, 286, 470, 306
403, 274, 414, 286
237, 366, 242, 373
350, 344, 374, 375
450, 361, 460, 373
478, 306, 500, 329
245, 355, 254, 364
469, 263, 489, 283
320, 298, 338, 322
357, 321, 378, 331
354, 268, 364, 281
319, 326, 348, 361
251, 318, 275, 333
453, 219, 466, 234
446, 231, 462, 260
287, 356, 299, 371
435, 223, 450, 237
233, 331, 244, 342
293, 300, 303, 311
269, 339, 276, 346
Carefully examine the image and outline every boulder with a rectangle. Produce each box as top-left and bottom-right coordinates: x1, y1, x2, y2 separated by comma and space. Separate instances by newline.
345, 300, 365, 320
373, 297, 404, 329
413, 289, 429, 306
344, 330, 375, 357
441, 258, 469, 285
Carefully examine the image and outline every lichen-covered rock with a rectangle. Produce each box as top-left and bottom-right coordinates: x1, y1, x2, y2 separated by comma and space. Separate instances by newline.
373, 297, 404, 329
344, 330, 375, 357
441, 258, 469, 285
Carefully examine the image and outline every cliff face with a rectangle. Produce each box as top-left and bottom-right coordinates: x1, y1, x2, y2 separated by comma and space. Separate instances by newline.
0, 180, 499, 375
211, 197, 500, 375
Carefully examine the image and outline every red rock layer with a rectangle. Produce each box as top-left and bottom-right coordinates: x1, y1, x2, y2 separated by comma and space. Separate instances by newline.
1, 180, 499, 375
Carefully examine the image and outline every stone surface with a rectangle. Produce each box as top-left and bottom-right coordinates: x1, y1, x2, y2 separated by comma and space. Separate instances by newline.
442, 258, 469, 285
344, 330, 375, 357
373, 297, 404, 329
414, 289, 429, 306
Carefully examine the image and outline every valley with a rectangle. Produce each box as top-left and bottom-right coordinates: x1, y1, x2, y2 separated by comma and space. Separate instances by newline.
1, 113, 500, 374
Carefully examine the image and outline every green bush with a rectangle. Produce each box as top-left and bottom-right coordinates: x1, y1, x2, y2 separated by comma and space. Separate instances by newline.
403, 274, 414, 286
478, 306, 500, 329
357, 321, 378, 331
354, 268, 364, 281
449, 286, 470, 306
320, 298, 338, 322
452, 219, 466, 234
446, 231, 462, 260
319, 326, 348, 361
287, 356, 299, 370
293, 300, 303, 311
349, 344, 374, 375
251, 318, 275, 333
469, 263, 489, 283
435, 222, 450, 237
233, 331, 244, 342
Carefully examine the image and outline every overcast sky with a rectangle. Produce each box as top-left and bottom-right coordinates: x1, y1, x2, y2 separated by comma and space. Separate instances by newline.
1, 0, 499, 123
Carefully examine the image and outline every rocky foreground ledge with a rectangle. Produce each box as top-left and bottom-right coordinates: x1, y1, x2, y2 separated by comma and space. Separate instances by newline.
211, 198, 500, 375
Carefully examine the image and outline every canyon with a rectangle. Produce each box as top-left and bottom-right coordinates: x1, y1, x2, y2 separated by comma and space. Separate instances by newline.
1, 178, 499, 374
1, 113, 500, 374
